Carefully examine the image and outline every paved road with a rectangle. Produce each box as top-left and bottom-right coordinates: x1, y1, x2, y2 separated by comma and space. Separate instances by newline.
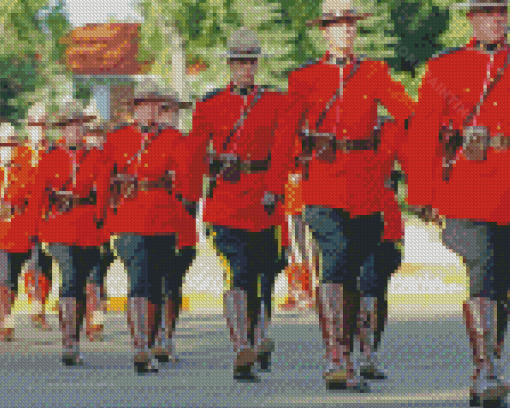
0, 310, 505, 408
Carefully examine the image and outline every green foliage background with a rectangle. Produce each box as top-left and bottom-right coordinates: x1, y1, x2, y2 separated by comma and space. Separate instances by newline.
0, 0, 501, 137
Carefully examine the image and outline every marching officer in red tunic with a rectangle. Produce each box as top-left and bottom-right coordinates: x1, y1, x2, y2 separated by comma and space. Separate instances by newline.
22, 102, 54, 332
83, 123, 111, 342
29, 101, 111, 365
103, 78, 196, 373
185, 28, 295, 381
287, 0, 415, 391
404, 0, 510, 405
0, 121, 41, 341
356, 118, 405, 381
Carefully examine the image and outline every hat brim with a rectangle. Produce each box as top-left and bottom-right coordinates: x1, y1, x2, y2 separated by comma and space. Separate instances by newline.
452, 2, 507, 8
25, 120, 48, 127
132, 97, 192, 109
216, 52, 273, 58
306, 13, 373, 27
50, 115, 96, 128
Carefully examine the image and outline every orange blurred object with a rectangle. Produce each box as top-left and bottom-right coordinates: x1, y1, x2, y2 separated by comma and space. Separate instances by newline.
24, 270, 50, 305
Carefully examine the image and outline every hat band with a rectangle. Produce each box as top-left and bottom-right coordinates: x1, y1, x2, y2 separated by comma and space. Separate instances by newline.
228, 47, 261, 56
322, 9, 360, 17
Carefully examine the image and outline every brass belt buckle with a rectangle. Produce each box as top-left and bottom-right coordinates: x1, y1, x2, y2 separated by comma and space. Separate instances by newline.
51, 190, 73, 216
219, 153, 241, 183
463, 126, 490, 161
313, 133, 336, 163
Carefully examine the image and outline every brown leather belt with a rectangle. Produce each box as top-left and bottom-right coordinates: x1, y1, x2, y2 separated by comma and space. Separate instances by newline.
138, 172, 175, 192
209, 155, 270, 183
299, 132, 376, 163
110, 172, 174, 207
50, 191, 96, 209
489, 135, 510, 151
440, 128, 510, 181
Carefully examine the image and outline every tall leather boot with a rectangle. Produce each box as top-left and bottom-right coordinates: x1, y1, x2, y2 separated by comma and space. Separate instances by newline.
129, 297, 157, 373
492, 295, 508, 383
224, 288, 258, 381
464, 297, 509, 406
59, 297, 85, 366
0, 285, 14, 341
254, 300, 275, 371
358, 296, 385, 380
152, 295, 179, 363
375, 292, 389, 353
319, 283, 368, 392
85, 282, 104, 342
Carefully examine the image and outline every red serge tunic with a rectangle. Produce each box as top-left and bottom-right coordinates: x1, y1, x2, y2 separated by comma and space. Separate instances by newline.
405, 38, 510, 223
287, 53, 415, 216
185, 85, 297, 232
103, 125, 197, 248
32, 145, 110, 247
0, 146, 39, 253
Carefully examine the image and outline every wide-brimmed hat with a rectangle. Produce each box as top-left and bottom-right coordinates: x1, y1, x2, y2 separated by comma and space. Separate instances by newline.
217, 28, 274, 59
306, 0, 373, 27
25, 102, 49, 127
0, 122, 17, 144
132, 77, 192, 108
49, 101, 96, 127
453, 0, 507, 8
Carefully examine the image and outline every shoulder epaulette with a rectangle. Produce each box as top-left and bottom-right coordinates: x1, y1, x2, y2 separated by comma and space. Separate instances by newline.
259, 84, 283, 93
113, 123, 130, 131
46, 143, 58, 153
200, 87, 225, 103
293, 60, 318, 73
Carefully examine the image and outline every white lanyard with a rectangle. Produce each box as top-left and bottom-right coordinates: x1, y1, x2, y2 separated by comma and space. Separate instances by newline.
473, 53, 495, 127
333, 65, 346, 135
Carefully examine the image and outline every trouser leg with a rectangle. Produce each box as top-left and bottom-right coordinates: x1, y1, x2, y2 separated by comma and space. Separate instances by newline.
114, 234, 157, 373
213, 225, 259, 380
1, 250, 31, 340
153, 241, 195, 362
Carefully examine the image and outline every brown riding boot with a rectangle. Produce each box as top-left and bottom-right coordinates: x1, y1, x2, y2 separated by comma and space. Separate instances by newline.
152, 296, 179, 363
224, 289, 258, 381
464, 297, 509, 406
129, 297, 157, 373
0, 285, 14, 342
59, 297, 85, 366
319, 283, 368, 392
85, 282, 104, 342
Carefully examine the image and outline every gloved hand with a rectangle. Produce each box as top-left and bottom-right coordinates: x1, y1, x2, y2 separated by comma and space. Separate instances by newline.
176, 194, 198, 218
95, 217, 104, 230
262, 191, 283, 216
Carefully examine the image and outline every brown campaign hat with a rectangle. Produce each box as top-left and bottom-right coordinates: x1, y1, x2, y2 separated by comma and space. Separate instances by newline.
306, 0, 373, 27
453, 0, 508, 8
49, 101, 96, 127
133, 77, 192, 109
25, 102, 49, 127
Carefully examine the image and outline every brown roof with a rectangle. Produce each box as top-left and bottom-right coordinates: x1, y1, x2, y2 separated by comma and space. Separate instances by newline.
61, 23, 153, 75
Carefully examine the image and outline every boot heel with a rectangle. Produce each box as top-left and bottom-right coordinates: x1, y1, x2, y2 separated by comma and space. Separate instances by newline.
134, 352, 157, 374
258, 353, 271, 371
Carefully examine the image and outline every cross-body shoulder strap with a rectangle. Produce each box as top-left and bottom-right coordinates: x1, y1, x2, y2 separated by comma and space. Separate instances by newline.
463, 50, 510, 127
315, 56, 363, 131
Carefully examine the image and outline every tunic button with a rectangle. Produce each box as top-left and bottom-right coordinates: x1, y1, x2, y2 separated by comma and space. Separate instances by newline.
343, 129, 347, 134
124, 153, 128, 157
144, 163, 148, 167
464, 88, 470, 92
363, 95, 368, 99
493, 101, 497, 106
55, 174, 59, 178
497, 125, 501, 130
